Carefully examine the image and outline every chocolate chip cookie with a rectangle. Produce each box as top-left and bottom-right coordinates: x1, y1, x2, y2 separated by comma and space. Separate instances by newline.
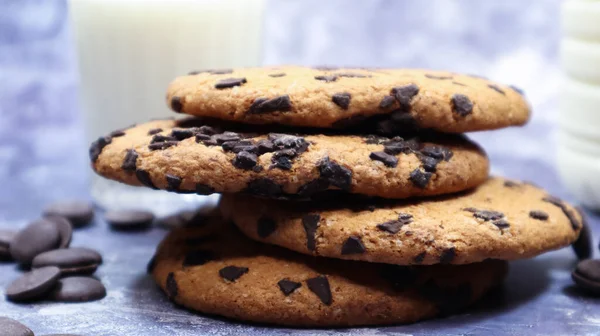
220, 177, 582, 265
150, 214, 508, 326
166, 66, 530, 133
90, 118, 489, 199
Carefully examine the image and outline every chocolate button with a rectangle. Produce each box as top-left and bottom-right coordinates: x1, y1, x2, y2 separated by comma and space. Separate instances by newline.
5, 266, 61, 302
49, 277, 107, 302
10, 219, 61, 264
572, 259, 600, 294
44, 201, 94, 228
0, 317, 34, 336
105, 210, 155, 231
0, 229, 16, 260
45, 215, 73, 249
32, 247, 102, 275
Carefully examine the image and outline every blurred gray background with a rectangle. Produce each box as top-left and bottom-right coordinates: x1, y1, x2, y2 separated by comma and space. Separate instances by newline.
0, 0, 563, 214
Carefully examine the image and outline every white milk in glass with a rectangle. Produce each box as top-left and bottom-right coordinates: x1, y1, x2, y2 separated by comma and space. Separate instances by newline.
69, 0, 265, 215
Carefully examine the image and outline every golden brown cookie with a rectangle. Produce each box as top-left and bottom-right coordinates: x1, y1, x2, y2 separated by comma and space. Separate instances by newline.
221, 177, 582, 265
150, 215, 508, 327
166, 66, 530, 133
89, 118, 489, 199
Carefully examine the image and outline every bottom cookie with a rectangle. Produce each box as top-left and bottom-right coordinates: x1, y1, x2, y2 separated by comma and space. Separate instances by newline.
150, 215, 508, 327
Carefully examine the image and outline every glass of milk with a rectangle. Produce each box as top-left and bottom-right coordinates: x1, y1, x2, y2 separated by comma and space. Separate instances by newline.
558, 0, 600, 210
69, 0, 266, 215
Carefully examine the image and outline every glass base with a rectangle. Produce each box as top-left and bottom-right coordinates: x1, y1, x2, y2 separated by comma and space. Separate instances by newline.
91, 176, 219, 217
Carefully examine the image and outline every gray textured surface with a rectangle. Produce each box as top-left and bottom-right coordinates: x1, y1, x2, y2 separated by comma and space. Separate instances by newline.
2, 0, 600, 335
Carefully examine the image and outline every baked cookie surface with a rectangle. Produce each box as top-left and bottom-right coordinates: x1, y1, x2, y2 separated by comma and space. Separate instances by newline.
166, 66, 530, 133
221, 177, 582, 265
150, 215, 508, 326
90, 118, 489, 199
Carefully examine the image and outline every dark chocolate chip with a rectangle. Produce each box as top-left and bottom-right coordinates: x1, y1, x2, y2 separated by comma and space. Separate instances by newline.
197, 125, 220, 135
419, 155, 440, 173
212, 132, 242, 144
452, 81, 467, 86
503, 180, 520, 187
493, 219, 510, 229
0, 229, 16, 260
136, 169, 157, 189
166, 272, 178, 298
302, 214, 320, 252
376, 213, 413, 234
488, 84, 505, 95
529, 210, 549, 221
341, 236, 366, 255
383, 138, 417, 155
110, 130, 126, 137
451, 94, 473, 117
148, 128, 163, 135
232, 151, 258, 170
318, 157, 352, 191
391, 84, 419, 111
44, 200, 94, 228
171, 96, 183, 112
195, 183, 215, 195
277, 279, 301, 296
89, 136, 111, 162
413, 252, 426, 264
105, 210, 155, 231
165, 174, 182, 191
183, 250, 214, 267
380, 265, 417, 290
464, 208, 505, 221
45, 215, 72, 249
151, 134, 177, 143
121, 149, 138, 172
409, 168, 432, 189
48, 276, 106, 302
219, 266, 249, 282
379, 95, 396, 109
269, 134, 309, 153
332, 92, 352, 110
572, 259, 600, 294
256, 139, 275, 154
148, 141, 178, 151
271, 150, 296, 170
573, 207, 591, 260
170, 128, 195, 140
10, 219, 61, 265
32, 247, 102, 275
542, 196, 581, 230
249, 95, 292, 114
222, 140, 257, 154
425, 74, 453, 80
214, 77, 247, 89
257, 216, 277, 238
0, 317, 34, 336
245, 178, 283, 198
6, 266, 61, 302
439, 247, 456, 264
421, 145, 453, 161
269, 73, 286, 77
306, 275, 332, 305
314, 75, 338, 82
369, 151, 398, 168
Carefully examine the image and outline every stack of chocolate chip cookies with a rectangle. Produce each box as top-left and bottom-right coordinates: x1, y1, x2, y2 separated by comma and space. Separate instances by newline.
90, 66, 584, 327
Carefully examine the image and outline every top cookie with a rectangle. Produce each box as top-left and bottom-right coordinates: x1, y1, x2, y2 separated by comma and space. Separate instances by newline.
166, 66, 530, 133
